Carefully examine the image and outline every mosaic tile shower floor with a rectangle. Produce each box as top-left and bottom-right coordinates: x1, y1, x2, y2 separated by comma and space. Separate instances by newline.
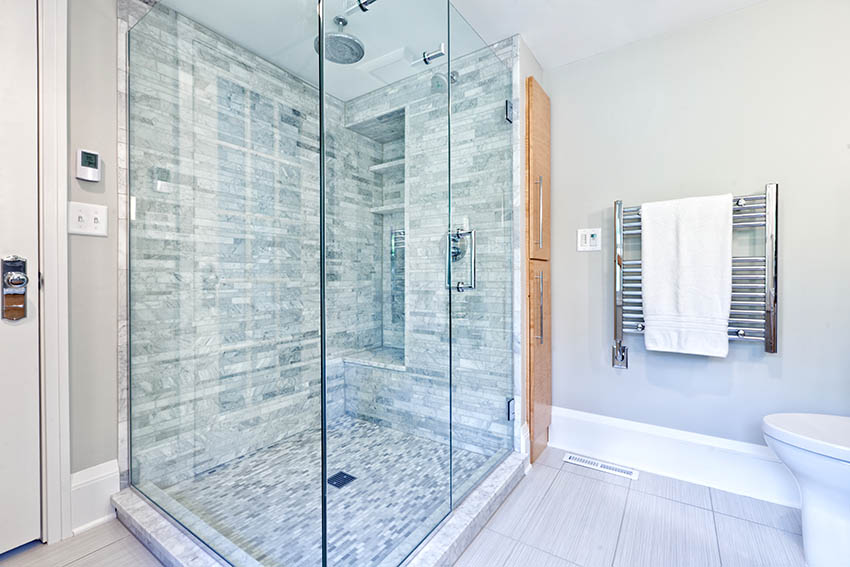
147, 416, 498, 567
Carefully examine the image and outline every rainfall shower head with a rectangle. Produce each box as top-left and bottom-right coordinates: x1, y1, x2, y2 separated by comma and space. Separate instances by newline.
314, 16, 365, 65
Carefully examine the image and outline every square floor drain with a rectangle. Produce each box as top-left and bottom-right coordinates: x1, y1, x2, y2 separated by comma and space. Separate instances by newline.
328, 471, 356, 488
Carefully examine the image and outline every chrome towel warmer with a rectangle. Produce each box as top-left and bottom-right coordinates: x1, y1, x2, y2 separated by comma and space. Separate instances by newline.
612, 184, 778, 369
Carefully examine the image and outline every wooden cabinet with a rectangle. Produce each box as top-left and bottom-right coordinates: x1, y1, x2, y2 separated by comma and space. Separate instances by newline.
527, 260, 552, 463
525, 76, 552, 464
526, 76, 551, 261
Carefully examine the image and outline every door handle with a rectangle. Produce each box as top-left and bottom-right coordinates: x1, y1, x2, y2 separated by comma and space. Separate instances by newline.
446, 229, 477, 291
536, 176, 544, 249
2, 255, 28, 321
535, 272, 544, 344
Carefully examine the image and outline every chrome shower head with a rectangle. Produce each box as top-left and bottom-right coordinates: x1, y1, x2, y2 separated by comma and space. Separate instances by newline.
314, 16, 365, 65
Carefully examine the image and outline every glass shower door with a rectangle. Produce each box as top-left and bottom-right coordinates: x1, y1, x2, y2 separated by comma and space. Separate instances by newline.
129, 1, 324, 565
320, 0, 452, 565
448, 7, 516, 503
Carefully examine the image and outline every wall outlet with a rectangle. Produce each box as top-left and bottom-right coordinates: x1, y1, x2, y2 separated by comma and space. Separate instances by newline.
577, 228, 601, 251
68, 201, 108, 237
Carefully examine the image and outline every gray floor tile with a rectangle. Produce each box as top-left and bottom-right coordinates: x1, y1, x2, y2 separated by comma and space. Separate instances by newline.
487, 464, 559, 537
560, 455, 632, 488
630, 471, 711, 509
503, 540, 580, 567
454, 529, 517, 567
66, 536, 163, 567
534, 446, 566, 470
710, 489, 802, 534
613, 491, 720, 567
518, 471, 628, 567
714, 513, 805, 567
0, 521, 136, 567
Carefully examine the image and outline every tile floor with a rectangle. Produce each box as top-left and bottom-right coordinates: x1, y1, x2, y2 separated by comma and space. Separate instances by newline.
143, 416, 501, 567
455, 447, 805, 567
0, 519, 161, 567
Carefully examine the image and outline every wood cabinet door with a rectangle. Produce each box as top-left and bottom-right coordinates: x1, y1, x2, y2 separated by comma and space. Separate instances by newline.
526, 76, 551, 261
528, 259, 552, 463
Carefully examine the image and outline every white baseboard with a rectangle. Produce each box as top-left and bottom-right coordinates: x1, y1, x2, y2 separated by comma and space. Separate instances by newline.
70, 459, 119, 534
549, 407, 800, 508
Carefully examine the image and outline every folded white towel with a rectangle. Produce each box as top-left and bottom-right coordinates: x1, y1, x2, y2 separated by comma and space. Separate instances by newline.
641, 194, 733, 357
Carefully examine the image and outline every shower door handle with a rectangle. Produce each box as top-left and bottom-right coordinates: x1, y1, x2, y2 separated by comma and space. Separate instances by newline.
535, 272, 544, 344
446, 229, 476, 291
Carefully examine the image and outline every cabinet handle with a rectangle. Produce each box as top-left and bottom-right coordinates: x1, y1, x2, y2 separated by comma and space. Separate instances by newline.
537, 175, 544, 249
535, 272, 544, 344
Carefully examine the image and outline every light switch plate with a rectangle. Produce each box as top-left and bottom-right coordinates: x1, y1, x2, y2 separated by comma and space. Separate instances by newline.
68, 201, 108, 237
577, 228, 602, 251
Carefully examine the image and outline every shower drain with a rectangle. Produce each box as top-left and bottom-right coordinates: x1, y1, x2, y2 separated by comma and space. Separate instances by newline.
328, 471, 357, 488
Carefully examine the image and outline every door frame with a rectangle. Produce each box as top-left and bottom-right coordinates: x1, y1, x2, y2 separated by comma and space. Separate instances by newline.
38, 0, 73, 543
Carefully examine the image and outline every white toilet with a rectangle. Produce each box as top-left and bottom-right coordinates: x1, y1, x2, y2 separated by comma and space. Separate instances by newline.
763, 413, 850, 567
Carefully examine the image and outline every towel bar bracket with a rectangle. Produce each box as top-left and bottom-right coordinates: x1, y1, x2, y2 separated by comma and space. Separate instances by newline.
612, 341, 628, 369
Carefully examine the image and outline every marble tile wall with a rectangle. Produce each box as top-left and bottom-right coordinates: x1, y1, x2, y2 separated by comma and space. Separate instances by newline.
126, 3, 384, 486
340, 42, 517, 457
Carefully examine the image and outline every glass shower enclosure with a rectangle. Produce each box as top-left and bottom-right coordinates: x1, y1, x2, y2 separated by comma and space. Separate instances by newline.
128, 1, 515, 565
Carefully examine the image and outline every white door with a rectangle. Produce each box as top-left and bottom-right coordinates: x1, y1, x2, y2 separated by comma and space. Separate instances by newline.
0, 0, 42, 553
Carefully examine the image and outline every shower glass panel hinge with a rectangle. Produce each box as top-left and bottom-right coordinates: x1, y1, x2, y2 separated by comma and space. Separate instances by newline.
505, 100, 514, 124
507, 398, 516, 421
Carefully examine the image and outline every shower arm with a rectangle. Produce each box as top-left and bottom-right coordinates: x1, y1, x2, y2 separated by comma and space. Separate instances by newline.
343, 0, 379, 17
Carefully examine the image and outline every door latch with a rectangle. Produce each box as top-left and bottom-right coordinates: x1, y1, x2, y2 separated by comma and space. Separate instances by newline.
2, 255, 28, 321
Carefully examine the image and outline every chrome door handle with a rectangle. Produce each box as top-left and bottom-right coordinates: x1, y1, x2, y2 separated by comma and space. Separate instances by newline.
446, 229, 476, 291
4, 272, 28, 289
537, 176, 544, 249
535, 272, 544, 344
2, 255, 28, 321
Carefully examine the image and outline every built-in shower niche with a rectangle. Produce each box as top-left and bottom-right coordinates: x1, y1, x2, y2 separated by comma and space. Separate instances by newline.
344, 107, 406, 369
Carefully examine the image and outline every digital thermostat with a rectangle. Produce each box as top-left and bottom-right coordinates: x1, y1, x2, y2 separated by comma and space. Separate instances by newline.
76, 149, 101, 182
577, 228, 602, 251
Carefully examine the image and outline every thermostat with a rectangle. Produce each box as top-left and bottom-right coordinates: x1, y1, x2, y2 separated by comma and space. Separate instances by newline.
76, 149, 101, 182
577, 228, 602, 251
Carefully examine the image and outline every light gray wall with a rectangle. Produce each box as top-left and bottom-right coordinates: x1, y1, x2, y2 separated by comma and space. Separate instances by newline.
546, 0, 850, 445
68, 0, 118, 473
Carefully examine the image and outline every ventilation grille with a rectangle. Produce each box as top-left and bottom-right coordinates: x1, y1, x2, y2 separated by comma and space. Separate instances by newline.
563, 453, 639, 480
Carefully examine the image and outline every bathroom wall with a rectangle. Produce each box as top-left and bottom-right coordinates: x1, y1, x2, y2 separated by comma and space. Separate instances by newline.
546, 0, 850, 445
68, 0, 119, 474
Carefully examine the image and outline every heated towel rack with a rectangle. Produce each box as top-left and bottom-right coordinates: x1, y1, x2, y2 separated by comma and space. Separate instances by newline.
612, 184, 778, 369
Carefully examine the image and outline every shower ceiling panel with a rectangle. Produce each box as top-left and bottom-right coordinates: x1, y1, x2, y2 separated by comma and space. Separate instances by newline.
158, 0, 490, 100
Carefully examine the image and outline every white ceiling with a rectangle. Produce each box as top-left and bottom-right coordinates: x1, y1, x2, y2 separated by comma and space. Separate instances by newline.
450, 0, 766, 70
155, 0, 764, 100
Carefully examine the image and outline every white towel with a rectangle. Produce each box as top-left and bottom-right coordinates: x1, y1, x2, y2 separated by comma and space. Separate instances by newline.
641, 194, 732, 357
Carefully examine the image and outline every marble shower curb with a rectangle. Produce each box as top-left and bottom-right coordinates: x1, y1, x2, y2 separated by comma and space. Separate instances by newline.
112, 489, 226, 567
405, 452, 526, 566
112, 451, 526, 567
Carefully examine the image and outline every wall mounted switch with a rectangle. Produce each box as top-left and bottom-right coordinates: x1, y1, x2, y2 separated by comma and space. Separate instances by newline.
68, 201, 108, 237
577, 228, 601, 251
